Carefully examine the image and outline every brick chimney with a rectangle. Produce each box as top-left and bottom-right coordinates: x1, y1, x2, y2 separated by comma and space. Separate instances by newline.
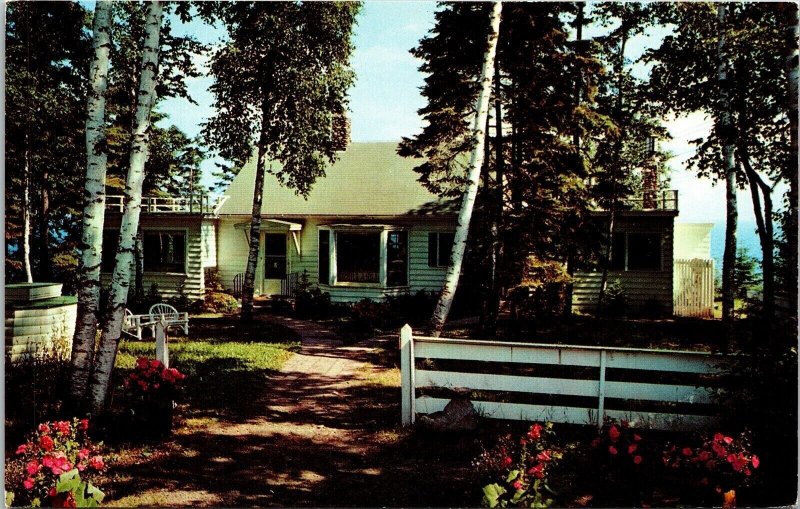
331, 113, 350, 152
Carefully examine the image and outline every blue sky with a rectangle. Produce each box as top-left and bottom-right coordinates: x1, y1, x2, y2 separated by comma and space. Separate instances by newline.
155, 2, 765, 263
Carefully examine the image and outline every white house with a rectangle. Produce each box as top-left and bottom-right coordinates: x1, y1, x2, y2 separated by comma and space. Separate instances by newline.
103, 142, 458, 303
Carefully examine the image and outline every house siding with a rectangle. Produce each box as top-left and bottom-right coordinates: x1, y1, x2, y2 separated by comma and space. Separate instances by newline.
217, 215, 453, 302
101, 215, 206, 301
573, 215, 675, 315
201, 219, 218, 268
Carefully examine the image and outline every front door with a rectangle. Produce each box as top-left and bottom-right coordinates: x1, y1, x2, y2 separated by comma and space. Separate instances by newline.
263, 233, 287, 296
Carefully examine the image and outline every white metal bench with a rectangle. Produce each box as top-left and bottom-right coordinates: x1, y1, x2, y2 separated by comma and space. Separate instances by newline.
147, 303, 189, 336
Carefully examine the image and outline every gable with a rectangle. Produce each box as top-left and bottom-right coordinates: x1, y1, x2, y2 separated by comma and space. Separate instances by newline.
218, 142, 453, 217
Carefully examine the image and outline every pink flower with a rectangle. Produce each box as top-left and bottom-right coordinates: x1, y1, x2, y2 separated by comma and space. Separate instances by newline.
527, 463, 545, 479
744, 467, 752, 476
25, 461, 40, 475
78, 419, 89, 431
751, 455, 760, 469
714, 433, 724, 442
42, 455, 55, 468
54, 421, 71, 435
513, 480, 524, 490
727, 453, 736, 464
501, 456, 513, 467
723, 436, 733, 445
536, 451, 551, 462
23, 478, 35, 490
78, 448, 90, 460
608, 445, 618, 455
39, 435, 54, 451
38, 423, 50, 434
608, 425, 620, 442
15, 444, 27, 455
89, 456, 105, 470
633, 455, 643, 465
712, 442, 727, 458
527, 423, 543, 440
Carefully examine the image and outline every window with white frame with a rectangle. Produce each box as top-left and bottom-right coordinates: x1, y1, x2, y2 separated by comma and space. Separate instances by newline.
428, 232, 455, 268
101, 230, 186, 273
319, 227, 408, 287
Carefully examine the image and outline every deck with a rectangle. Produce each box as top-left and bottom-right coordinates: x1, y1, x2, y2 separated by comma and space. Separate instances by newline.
106, 195, 228, 215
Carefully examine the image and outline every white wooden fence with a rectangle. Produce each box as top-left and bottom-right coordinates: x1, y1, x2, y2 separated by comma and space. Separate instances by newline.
400, 325, 725, 430
674, 258, 715, 318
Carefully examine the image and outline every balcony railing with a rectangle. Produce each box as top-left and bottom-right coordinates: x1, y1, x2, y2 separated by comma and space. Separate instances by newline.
592, 189, 678, 213
106, 194, 228, 215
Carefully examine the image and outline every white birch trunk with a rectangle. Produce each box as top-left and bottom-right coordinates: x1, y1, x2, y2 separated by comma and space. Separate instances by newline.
22, 147, 33, 283
69, 0, 112, 405
717, 4, 738, 337
430, 2, 502, 337
89, 0, 163, 414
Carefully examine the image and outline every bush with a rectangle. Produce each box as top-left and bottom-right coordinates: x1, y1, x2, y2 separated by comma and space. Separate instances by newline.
293, 271, 335, 318
349, 299, 395, 336
121, 358, 186, 439
202, 291, 239, 314
509, 256, 570, 323
5, 418, 106, 508
640, 298, 665, 318
475, 423, 562, 508
385, 291, 437, 325
601, 280, 628, 318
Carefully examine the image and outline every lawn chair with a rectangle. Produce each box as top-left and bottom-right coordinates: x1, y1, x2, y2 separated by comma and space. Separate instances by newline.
122, 308, 144, 340
148, 303, 189, 336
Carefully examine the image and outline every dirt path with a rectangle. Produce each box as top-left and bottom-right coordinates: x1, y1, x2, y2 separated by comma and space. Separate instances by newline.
106, 316, 477, 507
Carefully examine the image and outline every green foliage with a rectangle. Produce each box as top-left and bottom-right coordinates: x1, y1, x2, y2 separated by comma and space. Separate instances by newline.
203, 2, 361, 193
509, 257, 571, 322
294, 271, 334, 319
55, 469, 105, 507
601, 280, 628, 318
733, 247, 761, 301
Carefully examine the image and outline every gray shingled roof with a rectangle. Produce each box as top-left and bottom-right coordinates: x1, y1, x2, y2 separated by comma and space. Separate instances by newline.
218, 142, 454, 217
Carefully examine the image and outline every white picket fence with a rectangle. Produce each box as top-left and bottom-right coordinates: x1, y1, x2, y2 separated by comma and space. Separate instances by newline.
399, 325, 726, 430
674, 258, 715, 318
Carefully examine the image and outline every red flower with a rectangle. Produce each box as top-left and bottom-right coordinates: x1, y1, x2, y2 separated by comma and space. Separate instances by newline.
78, 448, 90, 461
608, 445, 618, 455
23, 478, 35, 490
15, 444, 27, 455
39, 435, 54, 451
633, 433, 642, 442
42, 455, 55, 468
527, 463, 545, 479
682, 447, 693, 457
25, 460, 40, 475
150, 359, 162, 369
744, 467, 752, 476
723, 436, 733, 445
590, 438, 601, 448
698, 450, 711, 462
620, 419, 629, 428
714, 433, 724, 442
78, 419, 89, 431
633, 455, 643, 465
628, 444, 638, 455
513, 480, 524, 490
54, 421, 71, 435
136, 357, 149, 369
89, 455, 105, 470
49, 487, 58, 498
608, 425, 620, 442
536, 451, 551, 462
727, 453, 736, 464
519, 438, 528, 446
38, 423, 50, 434
751, 455, 760, 469
712, 442, 727, 458
527, 423, 543, 440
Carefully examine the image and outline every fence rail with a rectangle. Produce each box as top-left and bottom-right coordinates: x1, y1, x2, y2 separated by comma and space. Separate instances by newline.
106, 195, 228, 214
399, 325, 726, 430
674, 258, 715, 318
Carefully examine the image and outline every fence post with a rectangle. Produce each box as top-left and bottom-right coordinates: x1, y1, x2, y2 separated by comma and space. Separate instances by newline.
400, 324, 415, 426
155, 317, 169, 368
597, 350, 607, 428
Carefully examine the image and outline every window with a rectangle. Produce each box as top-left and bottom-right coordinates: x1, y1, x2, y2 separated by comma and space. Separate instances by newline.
428, 232, 455, 267
336, 232, 380, 283
143, 231, 186, 273
387, 231, 408, 287
318, 230, 330, 285
610, 232, 661, 271
264, 233, 286, 279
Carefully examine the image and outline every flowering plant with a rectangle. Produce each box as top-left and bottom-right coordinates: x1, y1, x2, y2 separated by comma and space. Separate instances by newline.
5, 418, 106, 507
662, 430, 760, 502
123, 357, 186, 399
591, 419, 648, 467
476, 423, 562, 508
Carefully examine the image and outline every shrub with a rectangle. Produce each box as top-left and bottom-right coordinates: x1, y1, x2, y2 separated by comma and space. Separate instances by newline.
509, 256, 570, 322
475, 423, 562, 508
122, 358, 186, 439
5, 418, 106, 508
202, 291, 239, 314
293, 271, 335, 318
385, 291, 437, 325
601, 280, 627, 318
349, 299, 396, 336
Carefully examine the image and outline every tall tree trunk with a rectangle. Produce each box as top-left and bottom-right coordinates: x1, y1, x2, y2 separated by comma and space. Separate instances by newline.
431, 1, 503, 337
565, 2, 584, 319
89, 0, 163, 414
69, 0, 112, 407
717, 4, 738, 345
22, 143, 34, 283
134, 229, 145, 302
597, 31, 628, 315
38, 170, 52, 281
783, 3, 798, 316
487, 62, 504, 333
240, 98, 271, 322
738, 150, 775, 321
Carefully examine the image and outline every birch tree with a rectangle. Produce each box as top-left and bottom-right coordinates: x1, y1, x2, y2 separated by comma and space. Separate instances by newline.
89, 0, 163, 414
717, 4, 738, 340
430, 2, 502, 337
203, 2, 359, 321
69, 0, 113, 406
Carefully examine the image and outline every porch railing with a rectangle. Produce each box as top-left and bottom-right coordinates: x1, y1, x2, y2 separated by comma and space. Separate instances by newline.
106, 194, 228, 215
591, 189, 678, 213
281, 272, 300, 298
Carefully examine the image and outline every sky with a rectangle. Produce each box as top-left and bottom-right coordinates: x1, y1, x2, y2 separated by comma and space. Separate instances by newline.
157, 2, 767, 265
